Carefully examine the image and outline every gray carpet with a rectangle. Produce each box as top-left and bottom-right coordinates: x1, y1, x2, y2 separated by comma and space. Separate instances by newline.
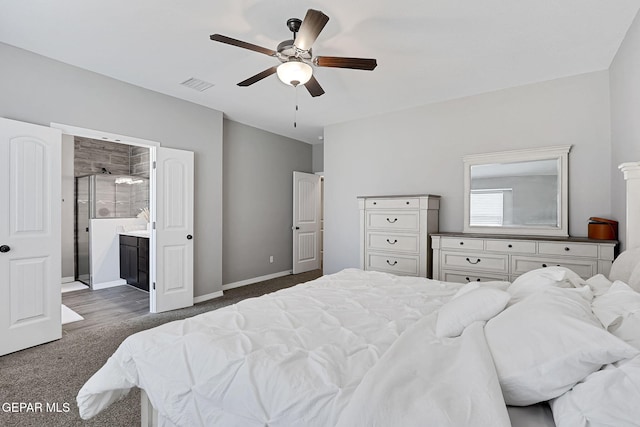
0, 270, 322, 427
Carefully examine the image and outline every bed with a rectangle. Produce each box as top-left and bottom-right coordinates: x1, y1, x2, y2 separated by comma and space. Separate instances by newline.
77, 163, 640, 426
77, 259, 640, 426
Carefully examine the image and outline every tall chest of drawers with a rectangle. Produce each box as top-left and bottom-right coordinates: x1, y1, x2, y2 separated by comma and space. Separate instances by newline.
358, 195, 440, 278
431, 233, 618, 283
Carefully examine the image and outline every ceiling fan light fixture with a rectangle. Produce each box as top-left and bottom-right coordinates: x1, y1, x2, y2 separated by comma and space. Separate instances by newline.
211, 9, 375, 97
277, 61, 312, 87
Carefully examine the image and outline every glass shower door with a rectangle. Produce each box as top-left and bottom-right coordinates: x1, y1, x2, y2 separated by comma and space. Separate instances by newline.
76, 176, 91, 285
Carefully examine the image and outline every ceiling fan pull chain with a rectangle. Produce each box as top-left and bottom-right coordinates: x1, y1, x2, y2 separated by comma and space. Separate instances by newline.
294, 86, 299, 128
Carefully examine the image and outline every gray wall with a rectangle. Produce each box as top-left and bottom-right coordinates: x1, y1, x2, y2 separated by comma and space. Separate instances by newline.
610, 11, 640, 251
223, 119, 313, 284
312, 143, 324, 173
0, 42, 224, 298
324, 71, 612, 274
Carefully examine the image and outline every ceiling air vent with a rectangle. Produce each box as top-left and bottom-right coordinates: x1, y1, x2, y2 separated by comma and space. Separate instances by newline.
180, 77, 214, 92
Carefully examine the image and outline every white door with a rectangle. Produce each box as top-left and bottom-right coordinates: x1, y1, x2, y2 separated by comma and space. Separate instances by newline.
152, 147, 194, 313
292, 171, 321, 274
0, 117, 62, 356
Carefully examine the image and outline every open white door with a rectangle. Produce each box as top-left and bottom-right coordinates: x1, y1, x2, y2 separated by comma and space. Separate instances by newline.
292, 171, 321, 274
152, 147, 194, 313
0, 117, 61, 356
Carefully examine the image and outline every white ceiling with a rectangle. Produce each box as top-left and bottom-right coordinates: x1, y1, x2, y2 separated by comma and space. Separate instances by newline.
1, 0, 639, 144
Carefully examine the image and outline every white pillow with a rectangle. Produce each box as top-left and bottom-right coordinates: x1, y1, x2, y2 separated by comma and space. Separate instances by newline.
629, 261, 640, 292
608, 247, 640, 283
436, 287, 510, 338
485, 287, 638, 406
507, 267, 582, 304
585, 274, 613, 296
452, 281, 511, 299
550, 355, 640, 427
452, 282, 480, 299
481, 280, 511, 291
592, 280, 640, 350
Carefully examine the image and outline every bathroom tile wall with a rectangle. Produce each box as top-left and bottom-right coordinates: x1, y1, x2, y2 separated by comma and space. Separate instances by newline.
129, 146, 150, 217
74, 137, 130, 176
130, 146, 150, 178
74, 137, 150, 218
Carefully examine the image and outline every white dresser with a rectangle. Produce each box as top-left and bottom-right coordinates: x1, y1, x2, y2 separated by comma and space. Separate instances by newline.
358, 195, 440, 278
431, 233, 618, 283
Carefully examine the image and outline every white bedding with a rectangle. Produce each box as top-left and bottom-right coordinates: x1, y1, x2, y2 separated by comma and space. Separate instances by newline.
77, 269, 510, 426
79, 265, 640, 426
335, 317, 510, 426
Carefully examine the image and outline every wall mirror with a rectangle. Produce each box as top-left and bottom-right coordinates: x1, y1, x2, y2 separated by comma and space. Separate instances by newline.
463, 145, 571, 236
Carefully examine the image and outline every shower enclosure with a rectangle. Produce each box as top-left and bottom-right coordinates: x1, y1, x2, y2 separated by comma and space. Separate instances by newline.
75, 174, 149, 286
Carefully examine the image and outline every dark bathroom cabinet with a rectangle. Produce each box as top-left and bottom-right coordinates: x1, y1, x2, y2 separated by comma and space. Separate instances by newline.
119, 235, 149, 291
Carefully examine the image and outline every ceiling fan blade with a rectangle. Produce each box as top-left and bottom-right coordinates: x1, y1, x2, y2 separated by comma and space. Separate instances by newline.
210, 34, 277, 57
237, 66, 278, 87
304, 75, 325, 97
294, 9, 329, 51
314, 56, 377, 71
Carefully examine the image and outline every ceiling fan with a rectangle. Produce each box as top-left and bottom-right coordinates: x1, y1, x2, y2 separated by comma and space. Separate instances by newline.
210, 9, 377, 97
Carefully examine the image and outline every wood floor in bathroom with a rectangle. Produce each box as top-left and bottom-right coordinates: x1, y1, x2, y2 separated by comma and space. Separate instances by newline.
62, 285, 149, 334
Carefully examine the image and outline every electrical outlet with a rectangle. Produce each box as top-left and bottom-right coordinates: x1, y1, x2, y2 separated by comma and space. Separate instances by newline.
269, 255, 274, 263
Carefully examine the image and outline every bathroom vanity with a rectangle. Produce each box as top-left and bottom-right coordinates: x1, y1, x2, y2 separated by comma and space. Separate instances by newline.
119, 231, 149, 291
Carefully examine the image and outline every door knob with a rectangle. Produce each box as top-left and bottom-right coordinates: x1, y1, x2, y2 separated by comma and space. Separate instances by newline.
0, 245, 10, 253
186, 235, 193, 240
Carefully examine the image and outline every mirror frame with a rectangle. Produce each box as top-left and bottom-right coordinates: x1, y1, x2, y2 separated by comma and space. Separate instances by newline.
463, 145, 572, 236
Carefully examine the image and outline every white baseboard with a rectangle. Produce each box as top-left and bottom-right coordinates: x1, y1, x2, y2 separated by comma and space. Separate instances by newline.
222, 270, 292, 291
193, 291, 224, 304
61, 276, 75, 284
92, 279, 127, 290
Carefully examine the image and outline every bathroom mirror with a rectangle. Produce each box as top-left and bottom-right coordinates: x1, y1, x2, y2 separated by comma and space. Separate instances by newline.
463, 145, 571, 236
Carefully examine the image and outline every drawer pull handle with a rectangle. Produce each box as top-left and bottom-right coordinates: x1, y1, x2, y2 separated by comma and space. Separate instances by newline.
459, 242, 464, 245
465, 277, 481, 282
508, 244, 513, 248
386, 239, 398, 244
386, 218, 398, 223
466, 257, 481, 265
386, 260, 398, 266
541, 263, 560, 267
373, 202, 377, 205
564, 247, 570, 251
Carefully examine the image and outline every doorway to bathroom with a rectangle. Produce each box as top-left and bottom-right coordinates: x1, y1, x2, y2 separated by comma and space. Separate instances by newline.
56, 122, 195, 315
70, 137, 151, 291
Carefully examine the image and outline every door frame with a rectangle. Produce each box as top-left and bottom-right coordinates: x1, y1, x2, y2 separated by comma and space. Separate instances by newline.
51, 123, 160, 310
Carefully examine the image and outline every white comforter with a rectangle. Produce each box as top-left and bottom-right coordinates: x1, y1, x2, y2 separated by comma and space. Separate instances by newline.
77, 269, 510, 426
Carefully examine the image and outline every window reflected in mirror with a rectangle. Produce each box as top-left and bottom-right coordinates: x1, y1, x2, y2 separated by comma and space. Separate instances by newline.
470, 159, 559, 228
